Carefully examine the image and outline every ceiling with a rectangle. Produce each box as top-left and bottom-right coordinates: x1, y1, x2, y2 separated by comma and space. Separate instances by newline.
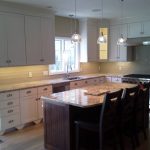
2, 0, 150, 19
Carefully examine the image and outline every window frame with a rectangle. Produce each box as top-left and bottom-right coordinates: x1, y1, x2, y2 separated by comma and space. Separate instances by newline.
49, 37, 80, 75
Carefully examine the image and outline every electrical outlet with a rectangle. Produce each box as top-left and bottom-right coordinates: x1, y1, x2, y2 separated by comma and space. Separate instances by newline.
99, 65, 101, 71
119, 66, 122, 71
43, 70, 49, 76
28, 72, 32, 78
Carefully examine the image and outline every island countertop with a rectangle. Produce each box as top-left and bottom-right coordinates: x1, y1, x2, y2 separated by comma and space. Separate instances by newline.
42, 82, 137, 108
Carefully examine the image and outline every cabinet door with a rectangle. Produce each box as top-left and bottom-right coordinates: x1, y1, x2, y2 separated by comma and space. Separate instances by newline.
143, 21, 150, 37
0, 14, 8, 66
87, 21, 99, 61
128, 22, 142, 38
25, 16, 42, 65
41, 17, 55, 64
5, 14, 26, 66
20, 96, 38, 124
109, 25, 118, 61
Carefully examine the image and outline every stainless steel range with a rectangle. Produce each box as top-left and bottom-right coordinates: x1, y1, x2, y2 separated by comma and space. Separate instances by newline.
122, 74, 150, 84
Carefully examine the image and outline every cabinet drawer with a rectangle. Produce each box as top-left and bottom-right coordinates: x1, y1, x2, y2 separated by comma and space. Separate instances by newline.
20, 88, 37, 97
70, 81, 83, 89
0, 106, 20, 117
0, 98, 19, 109
38, 85, 52, 94
0, 90, 19, 101
1, 114, 20, 130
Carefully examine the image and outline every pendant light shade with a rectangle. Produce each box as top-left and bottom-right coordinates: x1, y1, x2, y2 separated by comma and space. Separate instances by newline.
97, 32, 106, 44
71, 33, 81, 43
117, 34, 127, 46
71, 0, 81, 43
97, 0, 107, 44
117, 0, 127, 46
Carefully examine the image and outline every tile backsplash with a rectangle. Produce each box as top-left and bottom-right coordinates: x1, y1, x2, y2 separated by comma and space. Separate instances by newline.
0, 62, 100, 84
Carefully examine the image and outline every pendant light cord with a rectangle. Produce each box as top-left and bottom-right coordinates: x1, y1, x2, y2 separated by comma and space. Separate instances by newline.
74, 0, 77, 33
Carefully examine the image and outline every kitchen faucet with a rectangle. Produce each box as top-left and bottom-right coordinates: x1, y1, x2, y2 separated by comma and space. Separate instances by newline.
65, 64, 72, 79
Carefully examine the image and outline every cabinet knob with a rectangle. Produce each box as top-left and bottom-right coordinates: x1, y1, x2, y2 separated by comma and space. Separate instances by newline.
7, 93, 12, 97
75, 83, 78, 85
43, 88, 48, 91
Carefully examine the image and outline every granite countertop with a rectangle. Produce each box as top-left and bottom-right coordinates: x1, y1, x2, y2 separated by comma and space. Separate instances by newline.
0, 73, 124, 93
0, 74, 106, 92
42, 82, 137, 108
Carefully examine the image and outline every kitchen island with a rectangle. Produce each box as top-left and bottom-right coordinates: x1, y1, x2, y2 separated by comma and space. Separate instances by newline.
42, 82, 136, 150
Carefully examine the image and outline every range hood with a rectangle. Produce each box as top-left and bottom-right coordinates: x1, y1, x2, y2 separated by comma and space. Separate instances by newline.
127, 37, 150, 46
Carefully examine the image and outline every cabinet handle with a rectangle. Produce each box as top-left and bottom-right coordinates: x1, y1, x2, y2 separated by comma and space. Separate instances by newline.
7, 102, 13, 105
26, 91, 31, 94
8, 109, 13, 113
43, 88, 48, 91
8, 120, 14, 124
6, 60, 11, 63
40, 59, 44, 62
75, 83, 78, 85
85, 81, 88, 84
140, 31, 144, 35
7, 93, 12, 97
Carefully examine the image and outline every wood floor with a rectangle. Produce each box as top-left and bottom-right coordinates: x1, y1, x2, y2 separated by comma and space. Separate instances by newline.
0, 121, 150, 150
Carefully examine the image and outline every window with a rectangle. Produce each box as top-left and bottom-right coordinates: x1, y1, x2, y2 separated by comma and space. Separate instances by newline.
49, 37, 80, 74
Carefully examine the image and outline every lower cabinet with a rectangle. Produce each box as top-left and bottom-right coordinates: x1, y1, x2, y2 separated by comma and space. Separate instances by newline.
20, 96, 38, 124
20, 85, 52, 124
0, 85, 52, 134
0, 90, 20, 134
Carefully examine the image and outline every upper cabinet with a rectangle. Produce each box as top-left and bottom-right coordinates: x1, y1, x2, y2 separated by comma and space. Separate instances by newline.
0, 13, 26, 67
128, 20, 150, 38
79, 19, 99, 62
25, 16, 55, 65
109, 24, 133, 62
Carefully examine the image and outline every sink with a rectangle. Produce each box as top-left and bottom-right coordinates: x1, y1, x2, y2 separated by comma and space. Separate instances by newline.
65, 76, 81, 80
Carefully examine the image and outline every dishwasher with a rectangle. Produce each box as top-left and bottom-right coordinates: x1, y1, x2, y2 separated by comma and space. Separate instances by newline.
52, 82, 70, 93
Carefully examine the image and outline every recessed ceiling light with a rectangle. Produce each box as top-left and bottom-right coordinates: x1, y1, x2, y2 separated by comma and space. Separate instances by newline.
92, 9, 101, 12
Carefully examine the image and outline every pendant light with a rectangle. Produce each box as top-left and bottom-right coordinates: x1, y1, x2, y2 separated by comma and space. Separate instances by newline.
71, 0, 81, 43
97, 0, 107, 44
117, 0, 127, 46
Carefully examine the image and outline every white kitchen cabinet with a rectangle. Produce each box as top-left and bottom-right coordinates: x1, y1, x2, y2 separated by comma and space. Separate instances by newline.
128, 21, 150, 38
0, 13, 26, 67
79, 18, 99, 62
25, 16, 55, 65
20, 88, 38, 124
109, 24, 133, 62
0, 90, 21, 134
37, 85, 52, 119
41, 17, 55, 64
